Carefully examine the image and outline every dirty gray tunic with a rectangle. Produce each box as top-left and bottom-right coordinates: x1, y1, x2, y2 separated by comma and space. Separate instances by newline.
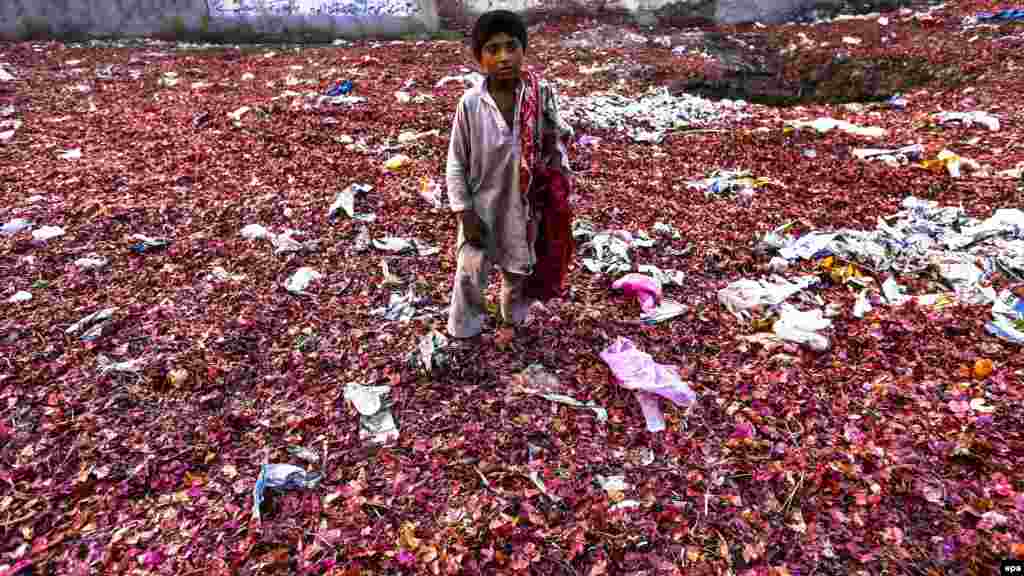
445, 77, 573, 275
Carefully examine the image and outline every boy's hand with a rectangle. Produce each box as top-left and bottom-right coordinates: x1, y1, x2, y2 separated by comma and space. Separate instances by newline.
459, 210, 485, 246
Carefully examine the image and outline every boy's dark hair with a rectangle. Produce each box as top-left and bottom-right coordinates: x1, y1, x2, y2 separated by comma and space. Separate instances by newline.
470, 10, 528, 60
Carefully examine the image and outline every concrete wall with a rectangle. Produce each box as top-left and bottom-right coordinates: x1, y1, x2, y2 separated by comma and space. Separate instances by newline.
458, 0, 827, 24
0, 0, 439, 40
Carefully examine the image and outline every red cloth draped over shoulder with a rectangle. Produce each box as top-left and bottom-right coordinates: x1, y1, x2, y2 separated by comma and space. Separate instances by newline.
516, 70, 574, 302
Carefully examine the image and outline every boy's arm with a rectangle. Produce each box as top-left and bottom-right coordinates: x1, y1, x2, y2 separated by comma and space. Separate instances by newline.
446, 97, 485, 245
541, 82, 574, 172
446, 97, 472, 213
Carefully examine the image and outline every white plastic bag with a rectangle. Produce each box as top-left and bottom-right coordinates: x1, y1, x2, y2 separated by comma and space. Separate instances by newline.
285, 267, 321, 294
772, 305, 832, 351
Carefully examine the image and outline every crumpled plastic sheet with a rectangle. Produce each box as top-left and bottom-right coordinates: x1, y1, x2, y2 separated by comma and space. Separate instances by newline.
786, 117, 887, 138
560, 87, 748, 144
773, 304, 832, 351
435, 71, 485, 90
574, 220, 655, 275
67, 308, 117, 339
7, 291, 32, 303
686, 169, 773, 200
416, 329, 450, 374
97, 354, 146, 374
935, 110, 1001, 132
852, 144, 924, 167
986, 289, 1024, 344
328, 183, 375, 222
599, 337, 697, 433
638, 264, 685, 287
372, 286, 437, 322
251, 464, 322, 523
1, 218, 31, 235
372, 236, 438, 256
343, 382, 399, 446
285, 267, 322, 294
718, 276, 821, 320
774, 196, 1024, 292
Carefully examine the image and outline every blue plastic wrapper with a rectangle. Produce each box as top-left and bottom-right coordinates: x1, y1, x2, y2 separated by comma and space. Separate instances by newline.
325, 79, 354, 97
887, 94, 907, 110
252, 464, 322, 523
129, 235, 170, 254
976, 9, 1024, 22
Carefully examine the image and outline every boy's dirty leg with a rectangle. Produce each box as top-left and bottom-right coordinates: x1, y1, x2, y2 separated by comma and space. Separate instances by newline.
500, 271, 529, 327
448, 243, 488, 339
448, 243, 533, 339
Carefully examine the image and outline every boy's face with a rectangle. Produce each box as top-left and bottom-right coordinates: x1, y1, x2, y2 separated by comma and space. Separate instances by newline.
477, 32, 523, 81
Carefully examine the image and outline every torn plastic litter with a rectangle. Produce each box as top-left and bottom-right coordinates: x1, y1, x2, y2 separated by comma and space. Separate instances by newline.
32, 225, 65, 243
328, 183, 375, 222
373, 286, 436, 322
227, 106, 250, 121
786, 117, 887, 138
97, 354, 145, 374
596, 474, 629, 494
687, 169, 773, 200
560, 87, 748, 144
372, 236, 438, 257
1, 218, 31, 236
574, 222, 653, 275
60, 148, 82, 160
599, 337, 697, 433
516, 364, 608, 421
205, 266, 245, 283
325, 79, 353, 97
718, 276, 820, 320
612, 272, 688, 324
986, 289, 1024, 344
853, 289, 873, 318
416, 330, 450, 374
271, 229, 319, 255
7, 291, 32, 303
419, 177, 444, 209
67, 308, 116, 340
652, 222, 681, 239
287, 445, 320, 465
251, 464, 322, 523
74, 255, 109, 270
773, 196, 1024, 283
353, 225, 371, 253
935, 111, 1000, 132
383, 154, 412, 172
638, 264, 685, 287
285, 267, 322, 294
853, 144, 924, 167
435, 71, 484, 89
0, 119, 19, 144
241, 224, 271, 240
344, 382, 399, 446
773, 304, 832, 351
129, 234, 170, 253
317, 95, 367, 107
641, 300, 688, 325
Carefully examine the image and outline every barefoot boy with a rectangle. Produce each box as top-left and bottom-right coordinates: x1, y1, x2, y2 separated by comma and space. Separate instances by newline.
445, 10, 573, 339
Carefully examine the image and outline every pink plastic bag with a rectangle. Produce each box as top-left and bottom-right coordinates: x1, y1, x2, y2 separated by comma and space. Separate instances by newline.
612, 273, 662, 312
599, 337, 697, 432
